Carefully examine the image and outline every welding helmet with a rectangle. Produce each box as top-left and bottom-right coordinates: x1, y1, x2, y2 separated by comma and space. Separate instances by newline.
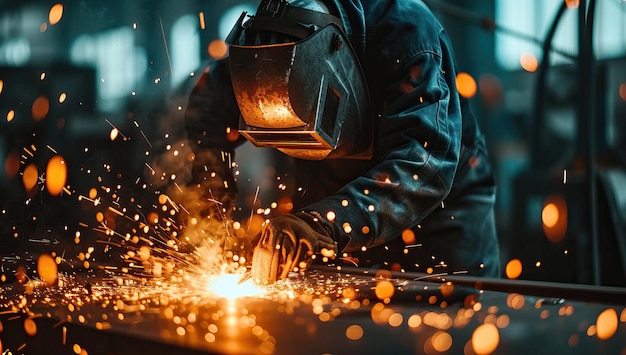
225, 0, 373, 160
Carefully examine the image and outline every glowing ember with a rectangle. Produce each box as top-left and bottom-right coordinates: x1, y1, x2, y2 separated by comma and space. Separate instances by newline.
6, 109, 15, 122
110, 128, 119, 141
198, 12, 206, 30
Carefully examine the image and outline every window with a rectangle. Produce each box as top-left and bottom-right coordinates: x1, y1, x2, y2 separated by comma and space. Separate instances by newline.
171, 15, 200, 88
70, 27, 147, 112
495, 0, 626, 70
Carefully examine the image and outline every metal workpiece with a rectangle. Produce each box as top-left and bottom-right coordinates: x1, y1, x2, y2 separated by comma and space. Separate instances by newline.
1, 266, 625, 355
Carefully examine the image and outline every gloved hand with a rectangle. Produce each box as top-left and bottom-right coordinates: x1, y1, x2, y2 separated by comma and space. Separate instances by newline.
250, 213, 337, 284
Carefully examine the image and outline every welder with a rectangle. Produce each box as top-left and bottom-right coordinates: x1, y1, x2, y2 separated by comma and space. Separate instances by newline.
184, 0, 501, 284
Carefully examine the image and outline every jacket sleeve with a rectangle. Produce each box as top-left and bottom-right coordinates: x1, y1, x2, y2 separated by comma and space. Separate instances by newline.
184, 58, 244, 218
303, 4, 463, 251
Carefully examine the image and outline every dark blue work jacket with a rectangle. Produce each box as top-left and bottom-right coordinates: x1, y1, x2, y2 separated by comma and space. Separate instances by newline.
185, 0, 501, 277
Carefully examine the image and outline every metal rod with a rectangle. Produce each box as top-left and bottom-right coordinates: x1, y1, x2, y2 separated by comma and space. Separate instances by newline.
577, 0, 601, 286
310, 265, 626, 306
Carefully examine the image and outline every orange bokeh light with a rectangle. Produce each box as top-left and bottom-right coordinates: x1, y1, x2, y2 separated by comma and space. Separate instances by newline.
32, 95, 50, 121
147, 211, 159, 224
456, 72, 477, 98
370, 303, 394, 325
37, 253, 58, 286
596, 308, 618, 340
506, 293, 525, 310
277, 196, 294, 214
505, 259, 522, 280
89, 187, 98, 200
345, 324, 363, 341
472, 323, 500, 355
374, 280, 395, 300
542, 195, 567, 243
401, 229, 416, 245
24, 318, 37, 336
46, 155, 67, 196
49, 4, 64, 25
479, 74, 503, 109
208, 39, 228, 59
520, 53, 539, 72
4, 151, 20, 179
22, 164, 39, 193
226, 127, 240, 142
431, 331, 453, 352
542, 203, 559, 228
619, 83, 626, 101
6, 109, 15, 122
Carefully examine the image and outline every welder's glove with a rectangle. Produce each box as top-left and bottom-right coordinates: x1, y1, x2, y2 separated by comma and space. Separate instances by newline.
250, 213, 338, 284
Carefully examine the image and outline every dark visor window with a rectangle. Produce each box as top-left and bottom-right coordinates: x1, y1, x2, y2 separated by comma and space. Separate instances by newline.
319, 85, 340, 137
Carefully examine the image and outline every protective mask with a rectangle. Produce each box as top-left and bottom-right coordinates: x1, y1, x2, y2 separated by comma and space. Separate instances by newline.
226, 0, 373, 160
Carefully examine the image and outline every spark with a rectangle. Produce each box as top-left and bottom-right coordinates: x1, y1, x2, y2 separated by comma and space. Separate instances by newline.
159, 16, 174, 76
27, 239, 52, 244
199, 12, 206, 30
105, 119, 127, 140
134, 120, 152, 148
4, 83, 609, 355
77, 195, 101, 206
144, 163, 156, 175
23, 146, 35, 157
339, 257, 359, 267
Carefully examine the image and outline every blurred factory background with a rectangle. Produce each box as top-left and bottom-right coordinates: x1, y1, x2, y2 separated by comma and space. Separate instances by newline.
0, 0, 625, 287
